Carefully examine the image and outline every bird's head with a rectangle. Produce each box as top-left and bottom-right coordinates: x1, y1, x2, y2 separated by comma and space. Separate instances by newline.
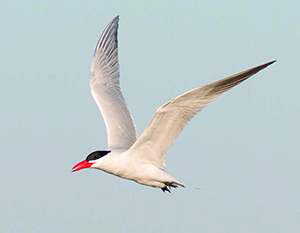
72, 150, 111, 172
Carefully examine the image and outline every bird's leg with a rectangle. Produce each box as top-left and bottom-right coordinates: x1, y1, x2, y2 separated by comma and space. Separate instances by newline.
161, 186, 171, 193
161, 182, 179, 193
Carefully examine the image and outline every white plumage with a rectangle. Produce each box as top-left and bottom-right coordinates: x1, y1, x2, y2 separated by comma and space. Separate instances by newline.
72, 16, 275, 193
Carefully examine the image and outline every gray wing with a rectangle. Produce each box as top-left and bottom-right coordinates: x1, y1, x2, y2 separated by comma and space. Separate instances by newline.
90, 16, 138, 149
128, 61, 276, 168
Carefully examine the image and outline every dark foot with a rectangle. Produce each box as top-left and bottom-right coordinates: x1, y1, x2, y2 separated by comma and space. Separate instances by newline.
161, 182, 179, 193
161, 186, 171, 193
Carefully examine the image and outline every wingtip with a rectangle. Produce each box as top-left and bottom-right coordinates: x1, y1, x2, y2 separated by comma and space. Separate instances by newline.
106, 16, 119, 28
109, 15, 119, 25
112, 15, 120, 22
255, 60, 276, 71
269, 60, 277, 64
93, 16, 120, 56
265, 60, 277, 66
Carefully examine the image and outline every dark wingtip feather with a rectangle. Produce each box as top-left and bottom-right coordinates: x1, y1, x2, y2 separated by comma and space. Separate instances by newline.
260, 60, 276, 68
93, 16, 120, 56
208, 60, 276, 95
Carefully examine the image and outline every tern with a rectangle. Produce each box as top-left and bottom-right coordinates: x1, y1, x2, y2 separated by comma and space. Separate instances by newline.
72, 15, 275, 193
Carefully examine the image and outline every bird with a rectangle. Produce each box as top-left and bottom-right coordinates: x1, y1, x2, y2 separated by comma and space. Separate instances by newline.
72, 15, 275, 193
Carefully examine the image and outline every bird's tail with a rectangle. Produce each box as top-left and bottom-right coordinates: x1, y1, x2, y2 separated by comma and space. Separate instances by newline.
171, 177, 201, 190
171, 180, 186, 188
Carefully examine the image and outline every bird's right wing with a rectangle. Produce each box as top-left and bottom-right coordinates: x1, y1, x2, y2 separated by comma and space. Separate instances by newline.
128, 61, 276, 168
90, 16, 138, 149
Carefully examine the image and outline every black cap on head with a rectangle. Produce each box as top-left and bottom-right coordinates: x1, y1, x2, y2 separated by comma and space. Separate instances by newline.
86, 150, 111, 162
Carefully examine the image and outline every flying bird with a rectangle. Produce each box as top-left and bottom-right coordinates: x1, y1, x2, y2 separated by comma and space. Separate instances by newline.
72, 16, 275, 193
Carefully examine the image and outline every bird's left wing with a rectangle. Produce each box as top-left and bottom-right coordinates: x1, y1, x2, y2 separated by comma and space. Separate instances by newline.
127, 61, 276, 168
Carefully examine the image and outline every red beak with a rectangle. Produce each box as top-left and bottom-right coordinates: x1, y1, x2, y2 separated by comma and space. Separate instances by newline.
72, 160, 93, 172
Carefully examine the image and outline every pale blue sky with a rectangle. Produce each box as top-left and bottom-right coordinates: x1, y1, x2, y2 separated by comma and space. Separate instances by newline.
1, 0, 299, 232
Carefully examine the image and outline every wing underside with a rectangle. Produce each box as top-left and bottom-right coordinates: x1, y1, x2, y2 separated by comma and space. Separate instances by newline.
128, 61, 276, 168
90, 16, 138, 149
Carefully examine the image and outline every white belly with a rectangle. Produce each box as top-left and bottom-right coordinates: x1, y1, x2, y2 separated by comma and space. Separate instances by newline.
91, 149, 183, 188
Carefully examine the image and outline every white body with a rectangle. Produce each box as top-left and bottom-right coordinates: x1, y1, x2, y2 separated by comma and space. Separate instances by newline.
91, 150, 183, 188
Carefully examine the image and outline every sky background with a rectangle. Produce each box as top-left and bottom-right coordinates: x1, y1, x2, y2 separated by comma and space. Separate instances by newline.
1, 0, 300, 232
